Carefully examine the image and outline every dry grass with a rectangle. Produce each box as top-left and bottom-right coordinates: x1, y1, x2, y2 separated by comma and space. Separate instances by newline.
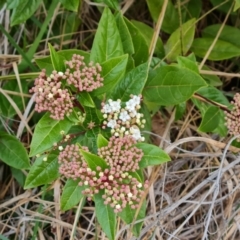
1, 1, 240, 239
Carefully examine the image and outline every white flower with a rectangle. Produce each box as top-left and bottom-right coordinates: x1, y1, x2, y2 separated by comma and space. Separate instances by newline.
48, 93, 53, 99
128, 192, 133, 198
43, 157, 47, 161
103, 104, 112, 113
119, 110, 130, 122
132, 95, 141, 105
130, 126, 142, 141
109, 100, 121, 112
58, 146, 63, 151
107, 119, 117, 129
126, 99, 136, 112
115, 204, 121, 209
58, 71, 64, 76
137, 183, 142, 188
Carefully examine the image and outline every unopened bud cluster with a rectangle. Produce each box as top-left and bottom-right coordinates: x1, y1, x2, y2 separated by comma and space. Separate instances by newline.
30, 54, 103, 120
225, 93, 240, 141
58, 136, 148, 213
101, 95, 146, 141
29, 69, 74, 120
64, 54, 103, 92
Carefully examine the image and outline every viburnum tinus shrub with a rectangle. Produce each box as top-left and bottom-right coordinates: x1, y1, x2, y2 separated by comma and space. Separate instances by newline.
23, 7, 235, 239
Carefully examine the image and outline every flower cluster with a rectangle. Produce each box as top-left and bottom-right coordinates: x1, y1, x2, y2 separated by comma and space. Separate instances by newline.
29, 69, 74, 120
58, 136, 148, 213
225, 93, 240, 141
64, 54, 103, 92
101, 95, 146, 141
98, 136, 143, 174
30, 54, 103, 120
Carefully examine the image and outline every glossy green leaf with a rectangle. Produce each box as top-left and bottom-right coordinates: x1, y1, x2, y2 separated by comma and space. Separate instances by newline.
146, 0, 179, 34
60, 0, 79, 11
131, 20, 164, 58
48, 43, 65, 72
97, 134, 108, 148
80, 149, 108, 170
202, 24, 240, 48
177, 56, 199, 73
90, 8, 123, 63
191, 38, 240, 60
0, 132, 30, 169
198, 106, 220, 132
94, 191, 116, 240
115, 13, 134, 55
9, 0, 42, 26
136, 143, 170, 168
24, 152, 59, 189
29, 113, 73, 157
143, 65, 207, 106
83, 107, 102, 129
77, 92, 95, 108
124, 18, 149, 66
93, 55, 128, 96
111, 62, 148, 101
165, 18, 196, 62
118, 200, 146, 236
0, 80, 27, 118
61, 179, 85, 211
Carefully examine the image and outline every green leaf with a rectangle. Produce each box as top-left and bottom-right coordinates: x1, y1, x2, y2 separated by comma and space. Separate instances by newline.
165, 18, 196, 62
201, 65, 222, 86
210, 0, 234, 14
29, 113, 73, 157
198, 106, 220, 132
111, 62, 148, 101
182, 0, 202, 22
124, 18, 149, 66
93, 55, 128, 96
143, 65, 207, 106
61, 179, 85, 211
191, 38, 240, 60
131, 20, 164, 58
0, 80, 28, 118
94, 191, 116, 240
197, 86, 230, 106
80, 149, 108, 170
60, 0, 80, 11
83, 107, 102, 129
90, 8, 123, 63
234, 0, 240, 11
97, 134, 108, 148
93, 0, 119, 9
77, 92, 95, 108
11, 167, 26, 187
9, 0, 42, 26
136, 143, 170, 168
35, 57, 53, 75
146, 0, 179, 34
115, 13, 134, 55
202, 24, 240, 48
24, 152, 59, 189
48, 43, 65, 72
177, 56, 199, 73
0, 234, 10, 240
0, 132, 30, 169
175, 102, 186, 121
118, 200, 146, 236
